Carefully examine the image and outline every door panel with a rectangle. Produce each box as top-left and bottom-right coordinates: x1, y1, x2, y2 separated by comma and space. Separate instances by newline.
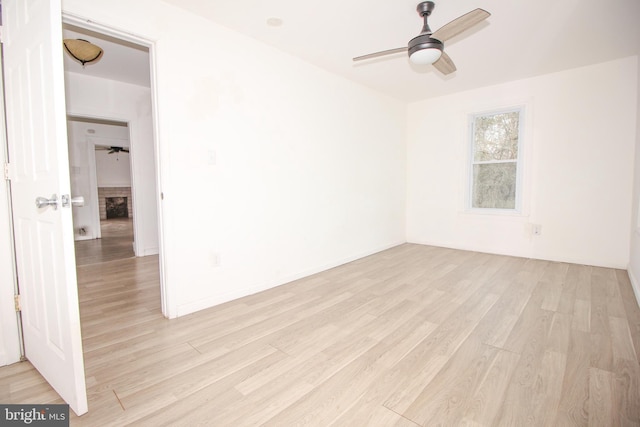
3, 0, 88, 415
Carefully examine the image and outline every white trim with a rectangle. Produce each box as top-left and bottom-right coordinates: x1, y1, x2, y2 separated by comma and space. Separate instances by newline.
407, 239, 630, 270
126, 121, 142, 257
0, 49, 23, 366
87, 138, 102, 239
62, 12, 156, 48
147, 38, 169, 319
0, 161, 22, 367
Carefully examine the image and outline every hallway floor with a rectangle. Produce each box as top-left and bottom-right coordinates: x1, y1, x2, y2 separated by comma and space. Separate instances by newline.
75, 218, 135, 266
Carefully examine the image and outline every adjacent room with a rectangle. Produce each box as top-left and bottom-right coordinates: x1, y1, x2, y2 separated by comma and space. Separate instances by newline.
0, 0, 639, 425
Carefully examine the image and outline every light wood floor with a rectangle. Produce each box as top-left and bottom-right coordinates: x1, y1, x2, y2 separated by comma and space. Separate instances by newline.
75, 218, 135, 266
2, 244, 639, 426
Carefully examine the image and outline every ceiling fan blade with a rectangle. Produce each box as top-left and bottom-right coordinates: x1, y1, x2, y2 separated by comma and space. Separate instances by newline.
122, 149, 130, 153
432, 51, 456, 75
431, 8, 490, 43
353, 47, 407, 62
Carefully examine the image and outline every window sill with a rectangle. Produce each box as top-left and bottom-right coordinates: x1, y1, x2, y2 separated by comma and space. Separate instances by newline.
459, 208, 529, 219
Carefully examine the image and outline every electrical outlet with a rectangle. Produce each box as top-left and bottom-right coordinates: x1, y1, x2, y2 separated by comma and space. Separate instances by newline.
532, 224, 542, 236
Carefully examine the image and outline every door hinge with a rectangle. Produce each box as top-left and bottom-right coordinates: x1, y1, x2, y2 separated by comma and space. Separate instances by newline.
14, 294, 20, 312
3, 163, 10, 181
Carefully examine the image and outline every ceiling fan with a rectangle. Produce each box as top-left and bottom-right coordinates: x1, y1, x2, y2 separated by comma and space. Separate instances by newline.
108, 146, 129, 154
353, 1, 490, 75
96, 146, 130, 154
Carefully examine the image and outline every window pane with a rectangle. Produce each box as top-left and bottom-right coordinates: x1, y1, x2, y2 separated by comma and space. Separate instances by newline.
473, 111, 520, 162
472, 162, 517, 209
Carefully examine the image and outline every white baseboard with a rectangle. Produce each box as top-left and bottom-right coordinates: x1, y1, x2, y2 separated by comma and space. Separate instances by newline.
139, 247, 159, 257
406, 238, 628, 269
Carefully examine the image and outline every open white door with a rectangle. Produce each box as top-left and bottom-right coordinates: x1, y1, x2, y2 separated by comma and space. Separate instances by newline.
3, 0, 88, 416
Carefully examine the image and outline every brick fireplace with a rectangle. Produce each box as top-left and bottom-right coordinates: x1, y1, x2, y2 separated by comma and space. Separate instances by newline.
98, 187, 133, 220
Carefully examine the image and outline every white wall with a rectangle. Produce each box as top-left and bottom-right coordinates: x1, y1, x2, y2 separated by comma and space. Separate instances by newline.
61, 0, 407, 317
629, 56, 640, 301
407, 57, 638, 269
95, 150, 131, 187
64, 72, 158, 256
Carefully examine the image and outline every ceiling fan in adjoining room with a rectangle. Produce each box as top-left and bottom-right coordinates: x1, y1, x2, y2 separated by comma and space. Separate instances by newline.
95, 146, 130, 161
95, 146, 130, 154
107, 146, 129, 154
353, 1, 490, 75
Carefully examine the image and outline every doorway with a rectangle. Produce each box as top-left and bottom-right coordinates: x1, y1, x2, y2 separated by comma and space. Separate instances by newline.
62, 22, 161, 261
67, 117, 137, 265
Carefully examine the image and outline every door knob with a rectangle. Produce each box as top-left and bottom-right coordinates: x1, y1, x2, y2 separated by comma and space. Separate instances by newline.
61, 194, 85, 208
35, 194, 58, 210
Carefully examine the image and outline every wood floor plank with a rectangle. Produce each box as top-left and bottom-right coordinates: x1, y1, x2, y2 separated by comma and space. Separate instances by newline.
502, 288, 553, 355
612, 358, 640, 425
555, 329, 591, 426
572, 299, 591, 332
400, 336, 499, 426
609, 316, 638, 363
547, 312, 573, 354
589, 367, 615, 426
2, 241, 639, 426
590, 272, 615, 371
461, 348, 520, 427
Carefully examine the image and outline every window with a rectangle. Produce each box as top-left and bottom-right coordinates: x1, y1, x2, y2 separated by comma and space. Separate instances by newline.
469, 108, 523, 211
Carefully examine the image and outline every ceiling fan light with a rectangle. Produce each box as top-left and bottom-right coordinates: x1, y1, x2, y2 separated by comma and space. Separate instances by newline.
410, 47, 442, 65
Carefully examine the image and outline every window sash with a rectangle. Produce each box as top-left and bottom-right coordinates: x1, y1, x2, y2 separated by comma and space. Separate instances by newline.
468, 107, 523, 212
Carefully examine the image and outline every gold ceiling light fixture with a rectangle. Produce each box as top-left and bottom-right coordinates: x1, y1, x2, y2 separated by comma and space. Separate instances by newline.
63, 39, 103, 66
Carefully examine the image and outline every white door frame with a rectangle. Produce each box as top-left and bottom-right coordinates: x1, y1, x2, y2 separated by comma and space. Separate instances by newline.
87, 137, 102, 240
62, 13, 169, 317
0, 59, 22, 366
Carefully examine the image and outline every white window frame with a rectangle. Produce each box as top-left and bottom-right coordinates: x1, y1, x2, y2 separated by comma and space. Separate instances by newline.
467, 106, 525, 214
